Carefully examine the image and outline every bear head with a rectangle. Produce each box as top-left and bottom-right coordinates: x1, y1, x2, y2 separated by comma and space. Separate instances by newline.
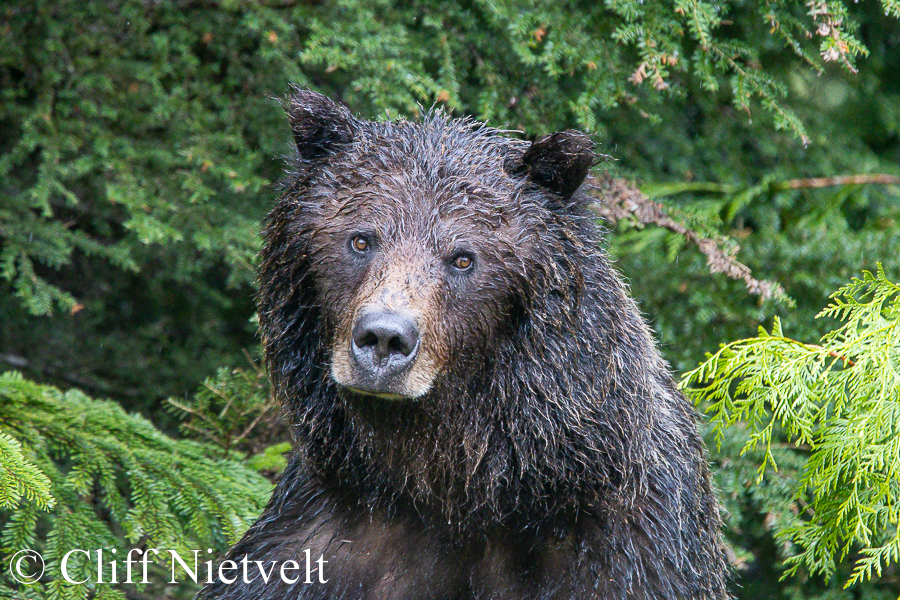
262, 89, 598, 401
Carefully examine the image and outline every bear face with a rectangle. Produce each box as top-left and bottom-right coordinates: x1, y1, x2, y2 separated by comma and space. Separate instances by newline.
298, 141, 530, 400
262, 91, 599, 404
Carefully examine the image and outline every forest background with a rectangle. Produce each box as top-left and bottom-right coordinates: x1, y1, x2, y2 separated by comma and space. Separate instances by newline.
2, 1, 900, 598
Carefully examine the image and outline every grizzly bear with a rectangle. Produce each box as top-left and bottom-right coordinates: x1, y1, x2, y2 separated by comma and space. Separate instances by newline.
196, 89, 728, 600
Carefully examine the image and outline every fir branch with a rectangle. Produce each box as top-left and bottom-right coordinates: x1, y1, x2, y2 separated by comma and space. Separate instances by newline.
0, 372, 272, 596
0, 433, 55, 512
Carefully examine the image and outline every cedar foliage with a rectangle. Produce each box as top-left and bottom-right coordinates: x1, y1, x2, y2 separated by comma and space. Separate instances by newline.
684, 268, 900, 592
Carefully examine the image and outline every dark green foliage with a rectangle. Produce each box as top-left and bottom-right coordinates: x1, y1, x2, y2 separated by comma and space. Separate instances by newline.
1, 0, 292, 404
0, 371, 271, 600
613, 179, 900, 373
3, 0, 900, 406
2, 0, 899, 403
167, 356, 285, 457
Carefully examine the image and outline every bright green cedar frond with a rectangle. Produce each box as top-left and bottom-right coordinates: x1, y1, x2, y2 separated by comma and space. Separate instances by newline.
683, 266, 900, 589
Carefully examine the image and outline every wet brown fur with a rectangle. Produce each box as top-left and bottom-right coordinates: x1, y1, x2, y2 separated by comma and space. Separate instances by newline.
196, 89, 729, 600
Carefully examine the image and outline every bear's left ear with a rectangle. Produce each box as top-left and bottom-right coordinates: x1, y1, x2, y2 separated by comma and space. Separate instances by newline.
284, 87, 357, 161
513, 131, 595, 200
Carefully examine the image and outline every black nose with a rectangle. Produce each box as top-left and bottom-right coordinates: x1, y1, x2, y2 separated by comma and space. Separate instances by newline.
351, 311, 420, 374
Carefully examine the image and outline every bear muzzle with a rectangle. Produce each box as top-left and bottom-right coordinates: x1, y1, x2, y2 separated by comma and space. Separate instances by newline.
340, 310, 424, 398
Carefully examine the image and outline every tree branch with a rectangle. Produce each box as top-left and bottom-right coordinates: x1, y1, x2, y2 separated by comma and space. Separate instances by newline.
589, 176, 785, 301
772, 174, 900, 190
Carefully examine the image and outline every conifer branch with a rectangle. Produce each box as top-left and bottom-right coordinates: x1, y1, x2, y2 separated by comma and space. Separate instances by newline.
590, 177, 785, 301
0, 371, 272, 596
773, 174, 900, 190
682, 267, 900, 586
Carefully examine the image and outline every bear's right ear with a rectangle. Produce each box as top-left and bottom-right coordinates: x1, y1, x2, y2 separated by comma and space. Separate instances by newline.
285, 87, 356, 160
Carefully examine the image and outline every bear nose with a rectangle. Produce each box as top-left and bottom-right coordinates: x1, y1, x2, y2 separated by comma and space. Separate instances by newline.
351, 311, 419, 373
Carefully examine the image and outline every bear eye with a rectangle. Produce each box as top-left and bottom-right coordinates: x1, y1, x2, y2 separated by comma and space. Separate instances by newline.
350, 235, 370, 253
451, 253, 474, 271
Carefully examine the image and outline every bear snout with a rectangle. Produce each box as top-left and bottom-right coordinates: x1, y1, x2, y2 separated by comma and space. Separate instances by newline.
352, 311, 420, 368
345, 310, 422, 397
